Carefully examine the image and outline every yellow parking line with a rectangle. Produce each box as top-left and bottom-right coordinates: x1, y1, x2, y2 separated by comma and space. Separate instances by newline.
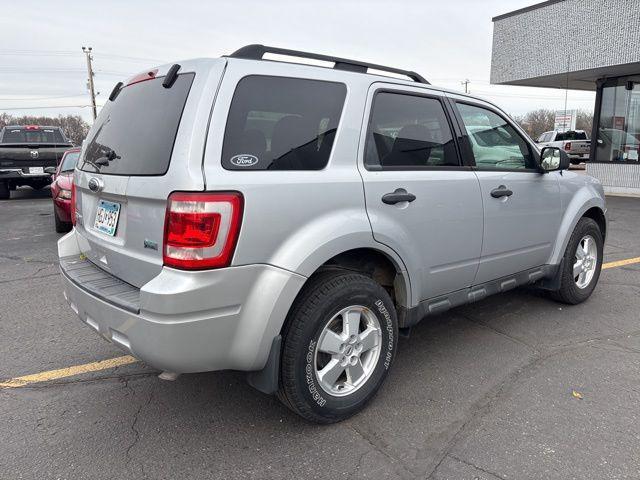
1, 256, 639, 390
0, 355, 138, 388
602, 256, 640, 270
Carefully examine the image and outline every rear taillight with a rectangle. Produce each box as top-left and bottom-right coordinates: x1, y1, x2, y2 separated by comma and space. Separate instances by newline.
70, 182, 77, 226
163, 192, 243, 270
564, 142, 572, 151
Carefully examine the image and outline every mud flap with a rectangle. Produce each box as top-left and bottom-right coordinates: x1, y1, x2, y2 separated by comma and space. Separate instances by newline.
246, 335, 281, 395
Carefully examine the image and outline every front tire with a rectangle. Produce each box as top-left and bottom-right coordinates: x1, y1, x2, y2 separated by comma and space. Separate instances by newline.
278, 271, 398, 423
551, 217, 603, 304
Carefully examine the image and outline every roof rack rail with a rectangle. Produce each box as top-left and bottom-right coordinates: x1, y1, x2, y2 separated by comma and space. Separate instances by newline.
229, 44, 429, 84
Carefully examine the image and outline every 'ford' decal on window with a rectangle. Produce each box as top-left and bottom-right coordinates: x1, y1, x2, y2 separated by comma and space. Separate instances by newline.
230, 154, 259, 167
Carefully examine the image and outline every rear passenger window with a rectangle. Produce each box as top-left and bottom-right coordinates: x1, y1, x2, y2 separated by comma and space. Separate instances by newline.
222, 76, 346, 170
365, 92, 459, 169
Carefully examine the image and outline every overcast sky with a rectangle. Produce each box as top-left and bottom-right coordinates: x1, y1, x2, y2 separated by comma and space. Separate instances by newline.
1, 0, 595, 123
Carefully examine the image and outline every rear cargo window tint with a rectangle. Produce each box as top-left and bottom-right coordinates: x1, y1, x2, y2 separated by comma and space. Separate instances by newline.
222, 76, 346, 170
79, 73, 194, 176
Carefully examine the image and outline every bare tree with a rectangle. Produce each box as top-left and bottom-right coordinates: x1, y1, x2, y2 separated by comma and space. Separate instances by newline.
513, 109, 556, 139
0, 114, 90, 145
513, 108, 594, 140
576, 109, 593, 136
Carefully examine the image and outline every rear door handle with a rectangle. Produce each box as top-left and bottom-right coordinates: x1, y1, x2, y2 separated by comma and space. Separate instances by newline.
382, 188, 416, 205
490, 185, 513, 198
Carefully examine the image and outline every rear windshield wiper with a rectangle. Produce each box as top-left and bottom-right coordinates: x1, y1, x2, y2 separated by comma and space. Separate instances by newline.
90, 148, 121, 168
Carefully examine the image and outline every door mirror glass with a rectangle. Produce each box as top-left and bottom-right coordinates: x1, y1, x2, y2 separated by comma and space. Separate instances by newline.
44, 166, 56, 175
540, 146, 569, 171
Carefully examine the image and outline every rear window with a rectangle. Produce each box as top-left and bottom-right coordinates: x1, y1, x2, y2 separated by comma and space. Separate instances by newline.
1, 128, 65, 143
555, 130, 588, 141
222, 76, 347, 170
79, 73, 195, 176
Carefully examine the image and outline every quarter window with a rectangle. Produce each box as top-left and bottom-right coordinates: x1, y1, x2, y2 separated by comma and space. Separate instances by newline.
222, 76, 346, 171
457, 103, 535, 170
365, 92, 459, 169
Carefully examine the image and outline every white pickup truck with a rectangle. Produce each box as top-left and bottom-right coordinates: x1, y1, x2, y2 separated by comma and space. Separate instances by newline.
537, 130, 590, 165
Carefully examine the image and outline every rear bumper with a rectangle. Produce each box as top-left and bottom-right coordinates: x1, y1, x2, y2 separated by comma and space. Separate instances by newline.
53, 197, 71, 222
58, 230, 306, 373
0, 169, 52, 182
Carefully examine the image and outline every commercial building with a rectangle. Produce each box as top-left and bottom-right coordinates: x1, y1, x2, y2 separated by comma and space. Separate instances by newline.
491, 0, 640, 195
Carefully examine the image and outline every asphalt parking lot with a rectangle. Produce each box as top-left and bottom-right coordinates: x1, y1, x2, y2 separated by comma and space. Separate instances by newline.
1, 187, 639, 480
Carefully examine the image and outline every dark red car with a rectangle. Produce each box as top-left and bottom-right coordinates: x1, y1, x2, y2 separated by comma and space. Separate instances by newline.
51, 147, 80, 233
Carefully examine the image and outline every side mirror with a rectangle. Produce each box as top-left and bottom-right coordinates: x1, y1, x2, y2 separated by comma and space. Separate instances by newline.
539, 146, 570, 172
44, 166, 57, 175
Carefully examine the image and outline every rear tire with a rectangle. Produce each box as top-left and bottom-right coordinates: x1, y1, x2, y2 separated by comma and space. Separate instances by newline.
54, 211, 72, 233
0, 182, 9, 200
278, 271, 398, 423
551, 217, 603, 304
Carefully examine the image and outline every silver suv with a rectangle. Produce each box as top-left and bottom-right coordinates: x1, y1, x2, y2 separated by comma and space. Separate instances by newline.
58, 45, 606, 423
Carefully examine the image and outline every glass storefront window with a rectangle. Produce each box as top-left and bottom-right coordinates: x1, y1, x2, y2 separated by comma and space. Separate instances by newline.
596, 77, 640, 162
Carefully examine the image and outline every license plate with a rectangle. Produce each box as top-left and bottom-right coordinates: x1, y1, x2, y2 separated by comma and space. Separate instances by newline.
29, 167, 44, 174
94, 200, 121, 236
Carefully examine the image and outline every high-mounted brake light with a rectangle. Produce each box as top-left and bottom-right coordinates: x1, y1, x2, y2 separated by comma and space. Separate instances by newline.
564, 142, 572, 151
163, 192, 243, 270
25, 125, 39, 130
70, 181, 77, 226
126, 69, 158, 86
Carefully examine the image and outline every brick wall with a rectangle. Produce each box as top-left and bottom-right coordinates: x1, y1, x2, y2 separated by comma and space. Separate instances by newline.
491, 0, 640, 85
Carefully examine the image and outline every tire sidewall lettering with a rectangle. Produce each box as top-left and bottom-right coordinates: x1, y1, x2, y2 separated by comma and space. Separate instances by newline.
305, 339, 327, 407
374, 299, 394, 370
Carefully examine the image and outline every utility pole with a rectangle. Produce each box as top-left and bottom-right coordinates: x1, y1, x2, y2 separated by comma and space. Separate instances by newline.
82, 46, 97, 120
461, 79, 470, 94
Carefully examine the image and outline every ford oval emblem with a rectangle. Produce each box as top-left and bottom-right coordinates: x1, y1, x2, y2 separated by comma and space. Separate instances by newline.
230, 154, 259, 167
88, 177, 103, 192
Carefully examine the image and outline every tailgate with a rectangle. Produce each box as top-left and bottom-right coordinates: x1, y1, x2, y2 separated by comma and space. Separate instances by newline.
571, 141, 590, 155
73, 59, 226, 288
0, 144, 70, 168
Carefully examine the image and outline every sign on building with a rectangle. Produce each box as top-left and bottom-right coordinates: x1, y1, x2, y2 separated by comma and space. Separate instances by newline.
554, 109, 577, 132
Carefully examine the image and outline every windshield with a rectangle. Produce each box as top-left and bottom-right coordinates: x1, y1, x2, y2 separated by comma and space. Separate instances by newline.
60, 151, 80, 172
80, 73, 195, 176
1, 127, 65, 143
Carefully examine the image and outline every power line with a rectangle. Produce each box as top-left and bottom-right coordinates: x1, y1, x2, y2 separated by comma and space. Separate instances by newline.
0, 49, 166, 63
0, 104, 105, 111
0, 93, 87, 101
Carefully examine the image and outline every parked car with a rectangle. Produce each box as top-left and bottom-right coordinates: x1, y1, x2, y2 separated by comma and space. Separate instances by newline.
0, 125, 74, 199
50, 147, 81, 233
537, 129, 590, 165
58, 45, 607, 423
